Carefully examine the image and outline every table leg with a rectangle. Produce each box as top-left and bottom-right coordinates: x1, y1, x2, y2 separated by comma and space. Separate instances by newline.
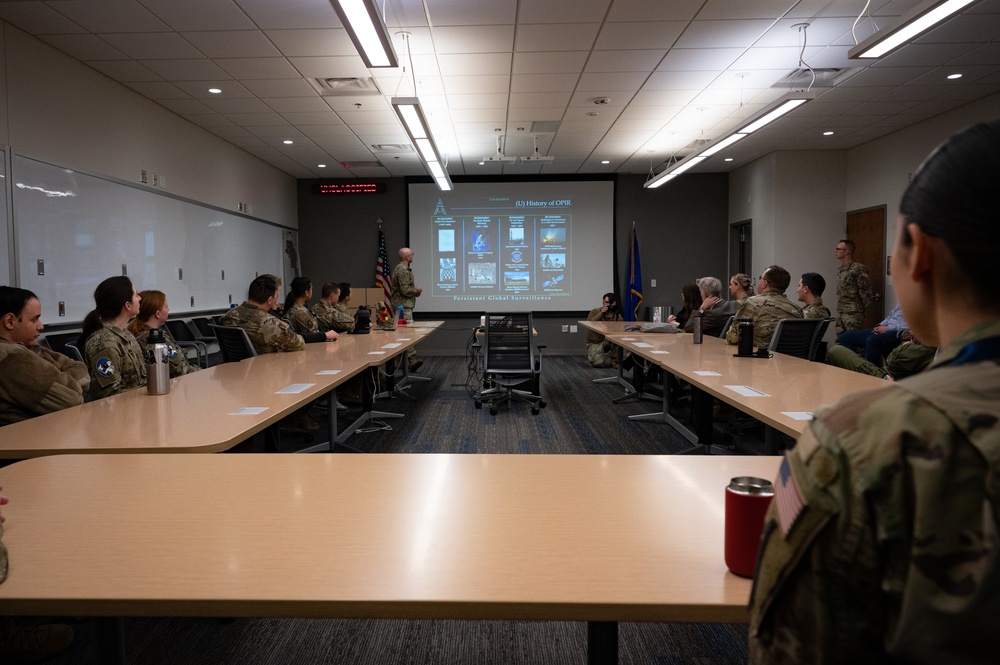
92, 617, 125, 665
587, 621, 618, 665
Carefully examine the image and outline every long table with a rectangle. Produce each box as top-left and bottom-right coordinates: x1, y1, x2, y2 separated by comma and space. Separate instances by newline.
0, 452, 781, 665
604, 332, 887, 452
0, 323, 441, 458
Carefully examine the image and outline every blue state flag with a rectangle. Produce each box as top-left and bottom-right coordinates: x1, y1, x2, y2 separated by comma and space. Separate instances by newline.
624, 225, 643, 321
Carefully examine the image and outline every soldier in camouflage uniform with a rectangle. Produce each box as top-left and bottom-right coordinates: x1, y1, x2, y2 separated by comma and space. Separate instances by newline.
750, 120, 1000, 664
586, 292, 622, 367
835, 238, 872, 336
79, 276, 147, 399
312, 282, 355, 333
282, 277, 338, 343
726, 265, 803, 349
127, 290, 200, 378
391, 247, 423, 371
796, 272, 831, 319
826, 334, 935, 380
220, 274, 305, 354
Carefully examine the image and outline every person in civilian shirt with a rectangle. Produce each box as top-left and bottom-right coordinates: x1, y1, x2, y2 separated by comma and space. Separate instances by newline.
836, 302, 908, 364
683, 277, 737, 338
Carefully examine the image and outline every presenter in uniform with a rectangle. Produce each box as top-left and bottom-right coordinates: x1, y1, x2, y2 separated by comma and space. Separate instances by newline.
391, 247, 423, 372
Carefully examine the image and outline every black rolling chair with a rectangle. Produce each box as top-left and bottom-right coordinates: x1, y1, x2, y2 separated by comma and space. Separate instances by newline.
475, 313, 546, 416
42, 332, 85, 361
768, 318, 828, 360
810, 317, 836, 362
191, 317, 217, 340
164, 320, 210, 368
209, 324, 257, 363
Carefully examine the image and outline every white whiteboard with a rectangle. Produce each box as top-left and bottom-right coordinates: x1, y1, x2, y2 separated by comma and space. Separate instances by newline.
12, 155, 287, 323
1, 150, 10, 285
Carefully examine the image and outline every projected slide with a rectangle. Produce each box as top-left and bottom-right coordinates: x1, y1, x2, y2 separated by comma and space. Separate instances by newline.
409, 181, 614, 313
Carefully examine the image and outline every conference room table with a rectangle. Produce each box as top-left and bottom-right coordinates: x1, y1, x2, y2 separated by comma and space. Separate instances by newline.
0, 323, 441, 458
604, 331, 888, 453
0, 452, 782, 665
576, 319, 660, 402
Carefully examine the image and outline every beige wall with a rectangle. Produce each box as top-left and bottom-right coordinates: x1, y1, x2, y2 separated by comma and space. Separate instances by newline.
2, 23, 296, 228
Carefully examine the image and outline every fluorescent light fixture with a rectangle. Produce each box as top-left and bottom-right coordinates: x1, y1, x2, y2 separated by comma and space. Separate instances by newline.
848, 0, 979, 59
391, 96, 453, 191
644, 92, 813, 189
330, 0, 398, 68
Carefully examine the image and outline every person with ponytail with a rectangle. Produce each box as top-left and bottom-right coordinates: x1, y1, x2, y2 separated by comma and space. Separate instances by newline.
750, 119, 1000, 663
126, 290, 199, 377
728, 273, 753, 306
282, 277, 338, 343
79, 276, 146, 399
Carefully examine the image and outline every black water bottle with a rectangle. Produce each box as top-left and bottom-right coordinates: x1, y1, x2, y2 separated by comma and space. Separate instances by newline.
737, 318, 754, 356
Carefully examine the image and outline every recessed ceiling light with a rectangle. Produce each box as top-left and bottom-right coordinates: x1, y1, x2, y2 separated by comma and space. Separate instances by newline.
208, 87, 222, 94
947, 73, 963, 80
724, 158, 733, 162
823, 131, 834, 136
601, 160, 610, 164
318, 164, 326, 168
283, 140, 293, 145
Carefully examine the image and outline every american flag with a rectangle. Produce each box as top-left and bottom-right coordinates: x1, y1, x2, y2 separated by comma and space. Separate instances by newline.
375, 227, 392, 305
775, 456, 804, 536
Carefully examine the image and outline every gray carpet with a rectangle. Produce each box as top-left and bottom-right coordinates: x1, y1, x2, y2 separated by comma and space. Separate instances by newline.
45, 353, 759, 664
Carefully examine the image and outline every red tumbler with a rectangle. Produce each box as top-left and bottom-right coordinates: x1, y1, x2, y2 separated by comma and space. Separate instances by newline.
724, 476, 774, 578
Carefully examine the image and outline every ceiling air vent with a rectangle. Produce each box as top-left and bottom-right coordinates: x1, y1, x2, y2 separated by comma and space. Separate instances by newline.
371, 144, 414, 152
773, 68, 859, 88
310, 77, 382, 96
340, 161, 384, 169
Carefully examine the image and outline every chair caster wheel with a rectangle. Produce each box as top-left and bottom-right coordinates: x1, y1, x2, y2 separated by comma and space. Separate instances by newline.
474, 400, 482, 409
531, 407, 540, 415
489, 406, 498, 415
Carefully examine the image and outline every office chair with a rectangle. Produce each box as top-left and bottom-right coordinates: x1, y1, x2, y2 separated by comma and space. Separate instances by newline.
42, 332, 85, 361
810, 317, 835, 362
191, 317, 217, 339
475, 313, 546, 415
719, 316, 735, 339
164, 320, 210, 368
209, 324, 257, 362
768, 318, 827, 360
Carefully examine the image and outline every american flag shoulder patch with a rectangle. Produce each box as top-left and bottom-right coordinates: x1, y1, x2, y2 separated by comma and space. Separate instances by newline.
776, 456, 805, 537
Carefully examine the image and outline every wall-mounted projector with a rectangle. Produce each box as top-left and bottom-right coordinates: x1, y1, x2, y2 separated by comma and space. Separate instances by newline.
482, 155, 519, 163
521, 154, 554, 162
481, 135, 555, 165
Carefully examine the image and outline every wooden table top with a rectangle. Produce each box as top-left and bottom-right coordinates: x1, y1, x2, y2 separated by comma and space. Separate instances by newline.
577, 320, 640, 335
0, 325, 441, 458
607, 333, 888, 437
0, 453, 780, 623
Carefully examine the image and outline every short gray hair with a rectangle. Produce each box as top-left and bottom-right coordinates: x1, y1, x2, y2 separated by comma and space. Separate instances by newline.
696, 276, 723, 298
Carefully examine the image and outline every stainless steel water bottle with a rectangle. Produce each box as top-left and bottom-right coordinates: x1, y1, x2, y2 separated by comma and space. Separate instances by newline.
146, 327, 171, 395
692, 311, 703, 344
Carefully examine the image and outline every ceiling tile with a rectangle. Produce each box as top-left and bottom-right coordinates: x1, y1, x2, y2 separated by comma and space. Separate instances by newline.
585, 50, 666, 73
424, 0, 516, 26
182, 31, 283, 59
154, 98, 216, 115
658, 47, 744, 70
39, 34, 128, 60
84, 59, 163, 81
606, 0, 703, 22
594, 22, 687, 50
140, 0, 256, 31
643, 70, 721, 90
576, 71, 648, 92
510, 73, 578, 93
515, 24, 601, 52
437, 53, 512, 76
286, 56, 371, 78
0, 2, 88, 33
205, 97, 275, 114
432, 26, 515, 54
100, 32, 203, 59
509, 92, 572, 108
241, 78, 318, 97
215, 58, 302, 80
673, 19, 775, 49
264, 29, 356, 58
124, 81, 190, 99
512, 51, 588, 74
234, 0, 340, 30
443, 75, 511, 95
518, 0, 610, 23
172, 80, 255, 98
180, 113, 234, 127
262, 97, 333, 113
139, 58, 232, 80
45, 0, 170, 32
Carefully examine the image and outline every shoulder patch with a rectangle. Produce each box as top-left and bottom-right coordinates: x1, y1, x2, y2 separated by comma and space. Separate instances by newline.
95, 357, 116, 378
775, 456, 805, 537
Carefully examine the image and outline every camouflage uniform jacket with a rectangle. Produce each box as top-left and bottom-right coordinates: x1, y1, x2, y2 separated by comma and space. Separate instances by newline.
749, 317, 1000, 665
84, 321, 147, 399
726, 291, 803, 348
132, 324, 199, 378
285, 302, 320, 335
391, 261, 417, 310
801, 298, 831, 319
0, 338, 90, 425
585, 307, 622, 345
313, 300, 355, 333
219, 302, 304, 354
836, 261, 872, 314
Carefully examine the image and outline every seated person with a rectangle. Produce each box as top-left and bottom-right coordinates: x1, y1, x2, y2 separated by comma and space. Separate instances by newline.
729, 273, 754, 307
312, 282, 353, 333
282, 277, 338, 343
79, 276, 147, 399
0, 286, 90, 426
126, 290, 200, 377
837, 302, 908, 364
726, 265, 803, 349
586, 292, 622, 368
219, 274, 306, 354
682, 276, 737, 338
796, 272, 831, 319
667, 283, 703, 329
827, 331, 935, 380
